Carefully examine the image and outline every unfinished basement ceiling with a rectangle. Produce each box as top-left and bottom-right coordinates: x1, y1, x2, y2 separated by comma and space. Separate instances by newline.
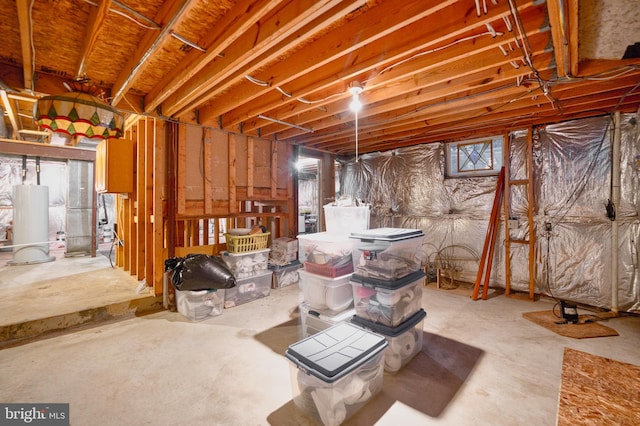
1, 0, 639, 155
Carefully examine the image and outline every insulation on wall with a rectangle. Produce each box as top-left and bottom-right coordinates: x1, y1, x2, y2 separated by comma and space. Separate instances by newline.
337, 114, 640, 312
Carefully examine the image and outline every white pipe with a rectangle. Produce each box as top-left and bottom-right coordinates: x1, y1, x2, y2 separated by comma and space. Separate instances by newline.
2, 240, 59, 249
611, 112, 621, 313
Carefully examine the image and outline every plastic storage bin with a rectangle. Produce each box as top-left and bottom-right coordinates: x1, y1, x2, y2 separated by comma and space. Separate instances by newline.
351, 269, 425, 327
297, 232, 354, 265
299, 302, 356, 338
323, 204, 370, 235
285, 322, 388, 426
223, 270, 272, 308
350, 228, 425, 280
269, 260, 302, 288
298, 269, 353, 312
176, 289, 225, 321
352, 308, 426, 373
221, 249, 270, 279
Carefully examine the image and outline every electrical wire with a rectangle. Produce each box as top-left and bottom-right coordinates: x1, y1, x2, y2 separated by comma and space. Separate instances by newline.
364, 30, 502, 85
243, 29, 504, 110
546, 115, 613, 226
83, 0, 161, 30
245, 75, 269, 86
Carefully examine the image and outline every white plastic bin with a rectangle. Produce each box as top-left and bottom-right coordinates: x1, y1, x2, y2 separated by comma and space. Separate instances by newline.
352, 309, 426, 373
221, 249, 270, 279
299, 302, 356, 338
297, 232, 354, 265
176, 289, 225, 321
323, 204, 370, 235
285, 323, 387, 426
298, 269, 353, 312
223, 270, 272, 308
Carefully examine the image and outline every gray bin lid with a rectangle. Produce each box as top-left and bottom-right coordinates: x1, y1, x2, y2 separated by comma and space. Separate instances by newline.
349, 227, 424, 242
285, 322, 388, 383
350, 269, 426, 290
352, 308, 427, 337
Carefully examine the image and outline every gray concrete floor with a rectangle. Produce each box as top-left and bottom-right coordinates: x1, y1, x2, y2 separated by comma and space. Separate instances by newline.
0, 250, 639, 425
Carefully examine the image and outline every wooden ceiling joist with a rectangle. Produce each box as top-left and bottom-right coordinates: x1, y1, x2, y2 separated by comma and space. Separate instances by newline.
76, 0, 112, 79
2, 0, 639, 154
110, 0, 198, 106
15, 0, 33, 92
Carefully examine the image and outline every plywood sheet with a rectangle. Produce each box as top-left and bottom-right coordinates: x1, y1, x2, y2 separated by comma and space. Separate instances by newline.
558, 348, 640, 425
523, 311, 618, 339
252, 137, 272, 188
209, 128, 230, 201
184, 124, 204, 201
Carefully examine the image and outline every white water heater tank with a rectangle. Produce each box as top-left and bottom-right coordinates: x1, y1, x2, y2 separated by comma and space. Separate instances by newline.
10, 185, 55, 265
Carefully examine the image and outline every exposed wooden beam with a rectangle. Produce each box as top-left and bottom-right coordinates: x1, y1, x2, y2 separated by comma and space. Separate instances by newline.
198, 0, 465, 127
76, 0, 112, 79
143, 0, 284, 113
268, 30, 553, 140
173, 0, 370, 119
161, 0, 356, 117
15, 0, 33, 91
304, 65, 639, 152
319, 79, 640, 153
566, 0, 579, 77
0, 138, 96, 161
110, 0, 197, 106
0, 90, 19, 139
545, 0, 569, 78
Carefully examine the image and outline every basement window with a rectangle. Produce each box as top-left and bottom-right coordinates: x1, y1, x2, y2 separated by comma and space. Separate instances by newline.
445, 135, 503, 178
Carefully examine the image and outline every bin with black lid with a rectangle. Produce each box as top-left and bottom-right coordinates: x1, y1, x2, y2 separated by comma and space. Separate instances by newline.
352, 308, 426, 373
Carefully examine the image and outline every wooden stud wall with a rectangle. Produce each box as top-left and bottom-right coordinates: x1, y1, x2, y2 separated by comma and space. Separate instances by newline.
115, 119, 296, 296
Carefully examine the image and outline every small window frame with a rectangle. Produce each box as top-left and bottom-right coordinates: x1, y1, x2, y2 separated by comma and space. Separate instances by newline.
445, 135, 503, 178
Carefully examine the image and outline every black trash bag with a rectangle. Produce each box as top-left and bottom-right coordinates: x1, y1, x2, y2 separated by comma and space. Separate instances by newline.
170, 254, 236, 291
164, 257, 182, 272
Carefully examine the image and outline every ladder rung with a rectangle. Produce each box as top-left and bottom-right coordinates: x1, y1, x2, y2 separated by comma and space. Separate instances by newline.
509, 179, 530, 185
509, 238, 530, 244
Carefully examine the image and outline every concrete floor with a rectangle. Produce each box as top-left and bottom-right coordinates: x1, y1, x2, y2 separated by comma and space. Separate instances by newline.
0, 250, 639, 425
0, 244, 160, 346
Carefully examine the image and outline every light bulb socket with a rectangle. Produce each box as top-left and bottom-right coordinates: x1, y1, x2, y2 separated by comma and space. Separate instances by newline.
348, 81, 364, 96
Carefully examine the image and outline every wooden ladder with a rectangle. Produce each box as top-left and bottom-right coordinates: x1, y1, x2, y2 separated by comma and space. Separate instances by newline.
503, 129, 536, 300
472, 166, 505, 300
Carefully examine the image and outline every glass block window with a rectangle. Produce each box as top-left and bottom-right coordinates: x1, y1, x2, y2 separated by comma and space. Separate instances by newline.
446, 135, 503, 177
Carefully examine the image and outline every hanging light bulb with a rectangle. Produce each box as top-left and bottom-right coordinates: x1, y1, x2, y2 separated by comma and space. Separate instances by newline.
350, 92, 362, 112
348, 82, 364, 112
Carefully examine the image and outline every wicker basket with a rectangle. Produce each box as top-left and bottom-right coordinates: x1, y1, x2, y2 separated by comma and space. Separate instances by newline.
225, 232, 270, 253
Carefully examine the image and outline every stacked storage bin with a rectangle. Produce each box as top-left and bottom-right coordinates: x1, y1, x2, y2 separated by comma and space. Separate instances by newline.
296, 232, 356, 338
285, 322, 388, 426
348, 228, 426, 373
285, 205, 386, 424
296, 203, 371, 338
269, 237, 302, 289
221, 231, 272, 308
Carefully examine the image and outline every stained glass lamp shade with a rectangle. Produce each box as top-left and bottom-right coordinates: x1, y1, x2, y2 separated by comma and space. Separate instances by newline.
34, 92, 124, 139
